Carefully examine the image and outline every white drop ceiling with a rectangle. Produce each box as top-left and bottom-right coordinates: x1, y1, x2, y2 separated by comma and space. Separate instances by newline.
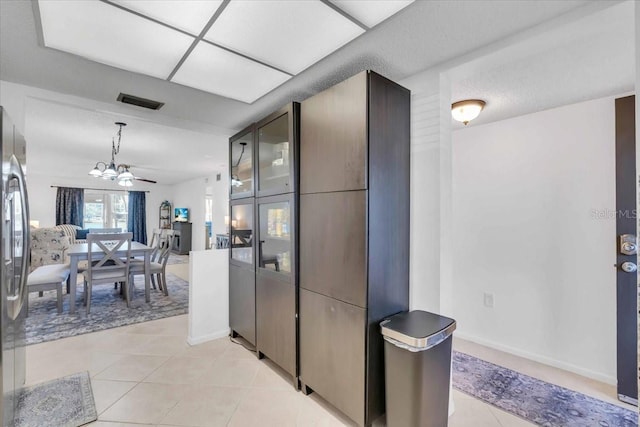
3, 0, 625, 185
36, 0, 412, 104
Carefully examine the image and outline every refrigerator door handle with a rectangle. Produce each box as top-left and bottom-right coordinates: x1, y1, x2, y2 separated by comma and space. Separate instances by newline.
6, 155, 29, 319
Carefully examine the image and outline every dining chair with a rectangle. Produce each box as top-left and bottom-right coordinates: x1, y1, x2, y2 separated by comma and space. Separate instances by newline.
140, 228, 166, 290
88, 228, 122, 234
129, 231, 175, 297
83, 232, 132, 314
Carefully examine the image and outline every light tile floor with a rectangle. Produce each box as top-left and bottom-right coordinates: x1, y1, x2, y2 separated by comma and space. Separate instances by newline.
26, 262, 633, 426
26, 313, 633, 427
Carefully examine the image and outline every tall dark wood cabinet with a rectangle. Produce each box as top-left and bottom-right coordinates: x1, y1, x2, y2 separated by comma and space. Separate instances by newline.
229, 104, 300, 384
229, 125, 256, 345
255, 104, 300, 384
298, 71, 410, 426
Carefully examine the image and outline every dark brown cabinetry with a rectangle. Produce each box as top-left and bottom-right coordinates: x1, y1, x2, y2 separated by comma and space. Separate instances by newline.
229, 124, 256, 345
299, 71, 410, 426
171, 222, 192, 255
228, 103, 300, 383
229, 197, 256, 345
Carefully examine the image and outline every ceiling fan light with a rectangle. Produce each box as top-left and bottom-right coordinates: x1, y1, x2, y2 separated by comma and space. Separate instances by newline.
118, 178, 134, 187
118, 170, 134, 181
231, 175, 243, 187
102, 165, 118, 179
451, 99, 486, 125
88, 166, 102, 177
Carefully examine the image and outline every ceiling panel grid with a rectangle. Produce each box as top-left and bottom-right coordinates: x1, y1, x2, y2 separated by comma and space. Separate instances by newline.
37, 0, 414, 103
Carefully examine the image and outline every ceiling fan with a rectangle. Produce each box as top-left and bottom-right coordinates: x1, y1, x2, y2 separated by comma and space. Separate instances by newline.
88, 122, 157, 186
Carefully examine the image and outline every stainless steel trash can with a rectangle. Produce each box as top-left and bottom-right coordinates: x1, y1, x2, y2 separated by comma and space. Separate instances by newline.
381, 310, 456, 427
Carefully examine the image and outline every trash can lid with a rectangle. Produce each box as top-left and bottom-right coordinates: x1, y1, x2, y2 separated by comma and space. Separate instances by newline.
380, 310, 456, 350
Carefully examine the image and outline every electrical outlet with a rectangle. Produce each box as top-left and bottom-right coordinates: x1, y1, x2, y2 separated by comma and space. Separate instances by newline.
483, 292, 494, 308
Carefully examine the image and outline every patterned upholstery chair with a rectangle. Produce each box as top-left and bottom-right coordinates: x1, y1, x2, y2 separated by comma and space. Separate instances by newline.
30, 228, 71, 273
28, 228, 71, 314
53, 224, 87, 245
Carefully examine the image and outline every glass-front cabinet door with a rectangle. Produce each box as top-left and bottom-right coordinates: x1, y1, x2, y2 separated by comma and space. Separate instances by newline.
230, 126, 254, 199
257, 195, 294, 276
230, 201, 254, 267
256, 104, 298, 197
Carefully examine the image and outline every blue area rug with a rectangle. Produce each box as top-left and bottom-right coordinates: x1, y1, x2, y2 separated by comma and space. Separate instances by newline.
16, 371, 97, 427
453, 351, 638, 426
25, 273, 189, 345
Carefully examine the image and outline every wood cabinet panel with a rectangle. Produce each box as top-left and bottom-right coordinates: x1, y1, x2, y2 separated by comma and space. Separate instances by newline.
299, 191, 367, 307
256, 272, 296, 378
300, 72, 367, 194
229, 264, 256, 345
299, 289, 366, 426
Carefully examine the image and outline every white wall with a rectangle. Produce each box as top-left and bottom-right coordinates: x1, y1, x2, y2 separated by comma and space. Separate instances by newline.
208, 171, 230, 236
451, 95, 618, 383
188, 249, 229, 345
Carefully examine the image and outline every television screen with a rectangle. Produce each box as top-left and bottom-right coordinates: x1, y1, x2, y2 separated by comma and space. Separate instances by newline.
174, 208, 189, 222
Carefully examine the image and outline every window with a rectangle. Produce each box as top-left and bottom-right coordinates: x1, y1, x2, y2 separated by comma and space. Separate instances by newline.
84, 191, 128, 230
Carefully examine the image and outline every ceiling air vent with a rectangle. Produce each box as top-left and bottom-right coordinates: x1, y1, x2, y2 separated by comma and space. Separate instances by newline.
117, 93, 164, 110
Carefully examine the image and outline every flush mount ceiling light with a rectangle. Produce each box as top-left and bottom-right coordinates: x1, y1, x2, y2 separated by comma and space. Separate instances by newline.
451, 99, 486, 125
89, 122, 157, 186
36, 0, 414, 103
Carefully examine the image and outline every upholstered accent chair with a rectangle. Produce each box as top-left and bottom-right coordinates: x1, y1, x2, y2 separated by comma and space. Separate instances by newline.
30, 228, 71, 273
54, 224, 87, 244
27, 227, 72, 314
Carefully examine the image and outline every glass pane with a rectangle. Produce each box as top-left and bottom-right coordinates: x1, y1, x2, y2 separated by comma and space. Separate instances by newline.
258, 114, 290, 192
231, 204, 253, 264
111, 193, 128, 230
259, 200, 291, 274
231, 132, 253, 195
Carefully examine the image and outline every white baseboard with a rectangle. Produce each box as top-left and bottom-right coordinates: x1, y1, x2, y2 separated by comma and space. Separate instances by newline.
187, 328, 230, 346
455, 331, 617, 386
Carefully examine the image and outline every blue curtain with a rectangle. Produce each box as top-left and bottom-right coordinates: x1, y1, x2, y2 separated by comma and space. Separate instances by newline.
55, 187, 84, 226
128, 191, 147, 244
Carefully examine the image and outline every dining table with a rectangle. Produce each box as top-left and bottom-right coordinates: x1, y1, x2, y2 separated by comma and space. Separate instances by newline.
67, 241, 154, 314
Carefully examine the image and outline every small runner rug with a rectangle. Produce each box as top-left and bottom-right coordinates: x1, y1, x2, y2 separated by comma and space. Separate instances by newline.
452, 351, 638, 426
15, 372, 97, 427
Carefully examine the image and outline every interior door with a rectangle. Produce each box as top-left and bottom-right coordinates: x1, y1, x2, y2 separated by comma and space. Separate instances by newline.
615, 95, 637, 405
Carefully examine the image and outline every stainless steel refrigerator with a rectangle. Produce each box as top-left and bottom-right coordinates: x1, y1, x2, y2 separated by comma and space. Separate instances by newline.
0, 107, 29, 426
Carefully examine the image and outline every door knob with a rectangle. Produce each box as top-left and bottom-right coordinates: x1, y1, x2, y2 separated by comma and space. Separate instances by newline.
620, 262, 637, 273
620, 234, 638, 255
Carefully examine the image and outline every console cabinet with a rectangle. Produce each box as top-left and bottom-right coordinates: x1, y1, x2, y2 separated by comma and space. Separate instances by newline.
171, 222, 192, 255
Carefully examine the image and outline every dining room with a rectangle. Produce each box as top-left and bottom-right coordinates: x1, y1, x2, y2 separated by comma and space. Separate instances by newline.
17, 99, 226, 347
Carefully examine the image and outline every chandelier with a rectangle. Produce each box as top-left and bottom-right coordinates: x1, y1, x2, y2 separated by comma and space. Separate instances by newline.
88, 122, 155, 186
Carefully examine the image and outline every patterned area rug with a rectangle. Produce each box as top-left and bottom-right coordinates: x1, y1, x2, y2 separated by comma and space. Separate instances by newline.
25, 273, 188, 345
453, 351, 638, 426
16, 372, 97, 427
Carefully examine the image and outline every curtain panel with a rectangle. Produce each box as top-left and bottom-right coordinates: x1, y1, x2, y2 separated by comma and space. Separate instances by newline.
127, 191, 147, 244
55, 187, 84, 226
